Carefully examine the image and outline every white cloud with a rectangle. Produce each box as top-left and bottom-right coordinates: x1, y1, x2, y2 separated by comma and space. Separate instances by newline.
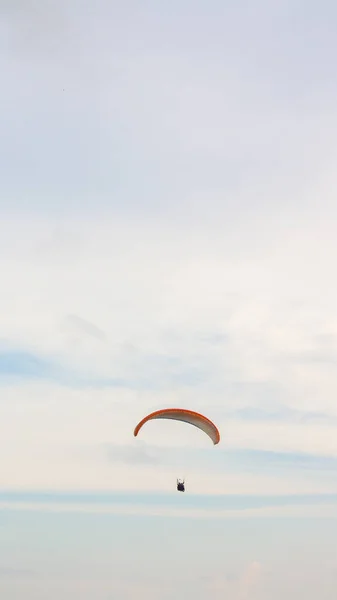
239, 561, 263, 600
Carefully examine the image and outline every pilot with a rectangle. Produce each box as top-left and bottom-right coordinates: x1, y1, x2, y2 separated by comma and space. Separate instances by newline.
176, 479, 185, 492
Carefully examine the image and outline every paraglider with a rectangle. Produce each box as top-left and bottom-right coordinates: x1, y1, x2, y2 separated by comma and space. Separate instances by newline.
133, 408, 220, 492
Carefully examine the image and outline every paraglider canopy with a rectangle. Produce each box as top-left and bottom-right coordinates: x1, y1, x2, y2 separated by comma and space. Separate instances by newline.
133, 408, 220, 445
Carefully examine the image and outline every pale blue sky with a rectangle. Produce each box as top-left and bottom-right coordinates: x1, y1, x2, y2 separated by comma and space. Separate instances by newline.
1, 0, 337, 598
1, 509, 337, 599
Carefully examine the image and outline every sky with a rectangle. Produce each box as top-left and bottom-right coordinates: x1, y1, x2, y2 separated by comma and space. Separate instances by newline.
1, 0, 337, 598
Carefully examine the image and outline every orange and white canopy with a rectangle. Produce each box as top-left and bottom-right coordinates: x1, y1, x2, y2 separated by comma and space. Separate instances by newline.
133, 408, 220, 445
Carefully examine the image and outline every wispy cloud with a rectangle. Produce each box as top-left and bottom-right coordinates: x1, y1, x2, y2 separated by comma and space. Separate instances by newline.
222, 405, 337, 425
0, 343, 213, 389
62, 314, 107, 342
105, 441, 337, 474
106, 442, 162, 466
0, 350, 54, 378
1, 489, 337, 519
0, 566, 36, 578
0, 348, 124, 387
